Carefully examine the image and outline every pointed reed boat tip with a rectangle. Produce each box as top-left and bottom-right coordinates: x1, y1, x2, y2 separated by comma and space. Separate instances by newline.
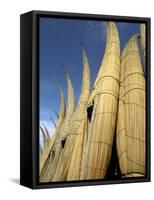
40, 124, 45, 134
42, 123, 50, 138
60, 64, 70, 82
50, 116, 56, 128
40, 124, 47, 143
131, 34, 140, 41
54, 77, 63, 93
54, 110, 59, 119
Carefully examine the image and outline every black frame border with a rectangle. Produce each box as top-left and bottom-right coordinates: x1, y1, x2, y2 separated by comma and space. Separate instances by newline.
20, 10, 151, 189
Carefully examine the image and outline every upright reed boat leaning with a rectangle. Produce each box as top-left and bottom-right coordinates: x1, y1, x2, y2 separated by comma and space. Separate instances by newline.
40, 84, 66, 182
116, 35, 146, 177
52, 46, 91, 181
66, 47, 91, 181
39, 122, 56, 176
47, 68, 76, 182
81, 22, 120, 180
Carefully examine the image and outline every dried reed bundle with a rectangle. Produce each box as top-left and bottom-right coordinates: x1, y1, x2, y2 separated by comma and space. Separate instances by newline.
51, 47, 90, 181
39, 85, 66, 182
42, 68, 75, 182
116, 35, 145, 177
39, 125, 56, 175
81, 22, 120, 180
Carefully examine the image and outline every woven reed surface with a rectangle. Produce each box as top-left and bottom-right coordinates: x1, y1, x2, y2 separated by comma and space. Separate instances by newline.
58, 70, 75, 139
116, 35, 145, 177
39, 135, 56, 176
81, 22, 120, 180
40, 70, 75, 182
39, 87, 66, 182
52, 47, 91, 181
65, 48, 90, 181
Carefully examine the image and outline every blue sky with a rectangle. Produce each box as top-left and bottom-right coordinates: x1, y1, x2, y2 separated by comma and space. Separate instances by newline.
39, 17, 141, 146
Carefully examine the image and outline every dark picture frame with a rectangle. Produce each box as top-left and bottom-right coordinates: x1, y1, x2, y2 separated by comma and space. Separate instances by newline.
20, 10, 151, 189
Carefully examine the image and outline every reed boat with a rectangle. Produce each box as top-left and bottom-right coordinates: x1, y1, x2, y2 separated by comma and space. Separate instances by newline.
39, 84, 66, 182
52, 46, 91, 181
46, 68, 75, 182
81, 22, 120, 180
116, 35, 145, 177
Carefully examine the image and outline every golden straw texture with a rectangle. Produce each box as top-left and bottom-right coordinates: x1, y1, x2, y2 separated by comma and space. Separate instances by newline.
40, 69, 75, 182
39, 85, 66, 182
116, 35, 145, 177
52, 47, 91, 181
81, 22, 120, 180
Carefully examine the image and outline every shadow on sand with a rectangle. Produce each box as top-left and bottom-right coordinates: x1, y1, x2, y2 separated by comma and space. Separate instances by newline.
9, 178, 20, 185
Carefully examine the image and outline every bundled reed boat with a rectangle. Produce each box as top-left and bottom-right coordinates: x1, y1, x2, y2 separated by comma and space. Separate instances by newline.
39, 124, 56, 176
52, 46, 91, 181
116, 35, 145, 177
81, 22, 120, 180
43, 68, 75, 182
40, 85, 66, 182
67, 47, 91, 181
